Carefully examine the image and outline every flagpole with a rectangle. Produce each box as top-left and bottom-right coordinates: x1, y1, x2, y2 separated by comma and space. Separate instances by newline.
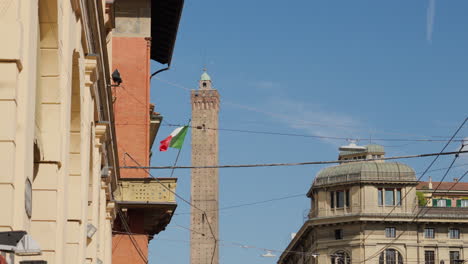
169, 119, 190, 178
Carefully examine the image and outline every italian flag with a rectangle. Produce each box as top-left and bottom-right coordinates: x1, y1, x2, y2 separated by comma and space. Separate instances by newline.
159, 126, 189, 151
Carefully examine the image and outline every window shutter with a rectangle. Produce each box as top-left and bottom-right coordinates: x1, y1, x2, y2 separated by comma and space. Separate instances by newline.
433, 199, 438, 207
457, 200, 462, 207
446, 199, 451, 207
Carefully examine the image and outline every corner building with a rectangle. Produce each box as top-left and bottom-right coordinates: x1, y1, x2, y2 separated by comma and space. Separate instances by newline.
278, 145, 468, 264
0, 0, 119, 263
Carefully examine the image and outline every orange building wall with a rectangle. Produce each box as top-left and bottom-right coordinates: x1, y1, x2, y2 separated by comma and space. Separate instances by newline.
112, 234, 149, 263
112, 37, 152, 264
112, 37, 151, 179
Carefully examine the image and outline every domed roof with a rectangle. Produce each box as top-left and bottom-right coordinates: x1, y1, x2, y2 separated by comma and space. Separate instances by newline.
313, 161, 416, 187
201, 71, 211, 81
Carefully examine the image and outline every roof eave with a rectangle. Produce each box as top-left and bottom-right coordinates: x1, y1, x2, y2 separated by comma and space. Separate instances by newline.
150, 0, 184, 65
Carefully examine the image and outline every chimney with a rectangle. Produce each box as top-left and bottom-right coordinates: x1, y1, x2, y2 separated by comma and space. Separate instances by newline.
454, 178, 459, 182
428, 176, 433, 189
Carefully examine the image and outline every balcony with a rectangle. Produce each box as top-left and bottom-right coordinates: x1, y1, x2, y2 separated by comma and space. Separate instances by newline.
116, 178, 176, 204
114, 178, 177, 236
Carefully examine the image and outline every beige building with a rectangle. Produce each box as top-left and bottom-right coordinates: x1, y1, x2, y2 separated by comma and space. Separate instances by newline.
278, 145, 468, 264
417, 180, 468, 208
0, 0, 120, 263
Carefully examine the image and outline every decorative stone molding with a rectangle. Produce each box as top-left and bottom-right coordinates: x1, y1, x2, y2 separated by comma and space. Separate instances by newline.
84, 55, 98, 97
95, 123, 108, 147
106, 201, 116, 223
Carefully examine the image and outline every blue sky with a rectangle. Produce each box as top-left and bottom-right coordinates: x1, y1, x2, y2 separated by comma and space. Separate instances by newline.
146, 1, 468, 263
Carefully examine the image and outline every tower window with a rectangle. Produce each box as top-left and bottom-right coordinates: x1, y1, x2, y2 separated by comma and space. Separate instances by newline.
203, 82, 207, 88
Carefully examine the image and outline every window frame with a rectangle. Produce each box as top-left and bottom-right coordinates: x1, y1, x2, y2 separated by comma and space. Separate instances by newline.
335, 229, 343, 240
449, 228, 460, 239
378, 187, 402, 207
425, 250, 435, 264
385, 227, 396, 238
331, 191, 335, 209
424, 228, 435, 239
336, 190, 345, 208
378, 188, 383, 206
379, 248, 403, 264
346, 190, 350, 208
449, 251, 460, 264
331, 250, 351, 264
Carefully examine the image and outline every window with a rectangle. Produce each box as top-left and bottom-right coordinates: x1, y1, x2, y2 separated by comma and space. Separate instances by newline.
433, 199, 451, 207
385, 189, 395, 206
457, 200, 468, 207
331, 192, 335, 208
379, 249, 403, 264
396, 189, 401, 206
331, 251, 350, 264
378, 188, 383, 206
425, 251, 435, 264
346, 190, 350, 207
379, 188, 402, 206
424, 228, 435, 239
450, 251, 460, 264
385, 227, 396, 238
332, 190, 349, 209
449, 228, 460, 239
337, 191, 344, 208
335, 229, 343, 240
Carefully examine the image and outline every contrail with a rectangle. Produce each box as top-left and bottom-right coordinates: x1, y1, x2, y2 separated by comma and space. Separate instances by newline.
427, 0, 436, 43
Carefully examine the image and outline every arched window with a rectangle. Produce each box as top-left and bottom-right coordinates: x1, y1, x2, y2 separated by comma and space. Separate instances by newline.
331, 251, 351, 264
379, 249, 403, 264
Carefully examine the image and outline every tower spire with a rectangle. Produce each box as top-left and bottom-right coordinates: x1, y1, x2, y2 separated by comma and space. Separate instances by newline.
199, 68, 212, 90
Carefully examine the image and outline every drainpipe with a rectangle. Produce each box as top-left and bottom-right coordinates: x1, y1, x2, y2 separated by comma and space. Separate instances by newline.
150, 65, 170, 79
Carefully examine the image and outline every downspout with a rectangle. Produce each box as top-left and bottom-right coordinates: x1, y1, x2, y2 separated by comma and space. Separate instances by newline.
150, 64, 170, 79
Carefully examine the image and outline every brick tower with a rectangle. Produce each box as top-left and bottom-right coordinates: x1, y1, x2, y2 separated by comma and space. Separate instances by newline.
191, 70, 220, 264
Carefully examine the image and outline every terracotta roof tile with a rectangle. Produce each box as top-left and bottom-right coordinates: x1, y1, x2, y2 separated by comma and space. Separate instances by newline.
417, 181, 468, 191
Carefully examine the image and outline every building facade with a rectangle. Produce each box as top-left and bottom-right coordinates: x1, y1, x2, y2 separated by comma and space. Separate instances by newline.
190, 71, 220, 264
110, 0, 184, 264
0, 0, 119, 263
278, 145, 468, 264
418, 180, 468, 208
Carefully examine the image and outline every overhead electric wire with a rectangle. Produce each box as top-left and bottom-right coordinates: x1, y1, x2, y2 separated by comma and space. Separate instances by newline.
154, 77, 466, 140
161, 123, 464, 143
121, 150, 468, 170
116, 210, 149, 263
122, 152, 217, 239
438, 170, 468, 195
412, 143, 465, 220
175, 193, 305, 215
173, 164, 468, 215
121, 150, 219, 263
356, 117, 467, 264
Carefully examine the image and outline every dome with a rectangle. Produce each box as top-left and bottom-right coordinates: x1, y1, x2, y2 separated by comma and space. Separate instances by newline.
201, 71, 211, 81
313, 162, 416, 187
